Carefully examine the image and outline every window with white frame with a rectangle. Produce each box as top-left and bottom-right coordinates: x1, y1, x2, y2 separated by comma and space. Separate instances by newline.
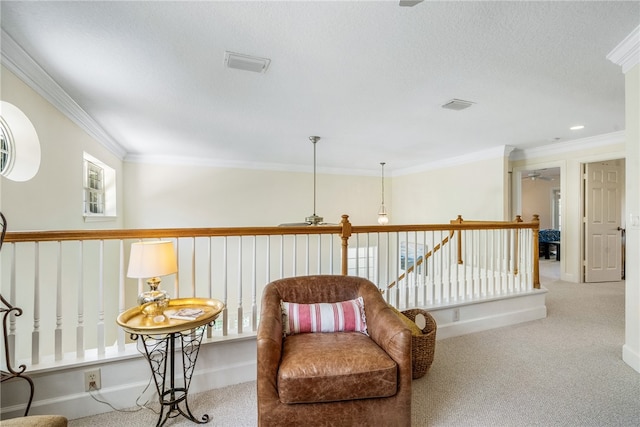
83, 153, 116, 219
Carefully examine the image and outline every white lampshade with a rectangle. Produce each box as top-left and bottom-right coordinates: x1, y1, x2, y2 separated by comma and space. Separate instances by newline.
127, 241, 177, 279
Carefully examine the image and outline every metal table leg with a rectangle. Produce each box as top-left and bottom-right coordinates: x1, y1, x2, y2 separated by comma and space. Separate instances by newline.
134, 325, 210, 426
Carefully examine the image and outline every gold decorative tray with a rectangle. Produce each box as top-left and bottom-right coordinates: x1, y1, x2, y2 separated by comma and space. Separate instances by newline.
116, 297, 225, 335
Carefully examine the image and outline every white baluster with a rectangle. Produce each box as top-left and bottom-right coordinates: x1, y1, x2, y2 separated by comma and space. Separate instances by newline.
207, 237, 213, 339
77, 241, 84, 358
317, 234, 322, 275
237, 237, 243, 334
279, 235, 284, 279
117, 240, 126, 352
191, 237, 196, 297
55, 241, 62, 361
305, 234, 309, 276
32, 242, 40, 365
97, 240, 105, 356
252, 236, 257, 332
222, 236, 228, 336
8, 243, 17, 366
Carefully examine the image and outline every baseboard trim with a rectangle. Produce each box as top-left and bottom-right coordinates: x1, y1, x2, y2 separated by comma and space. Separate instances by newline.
622, 344, 640, 373
0, 340, 257, 421
428, 290, 548, 339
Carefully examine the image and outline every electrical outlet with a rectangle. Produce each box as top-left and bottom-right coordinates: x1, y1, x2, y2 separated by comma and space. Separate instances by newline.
84, 368, 101, 391
453, 308, 460, 322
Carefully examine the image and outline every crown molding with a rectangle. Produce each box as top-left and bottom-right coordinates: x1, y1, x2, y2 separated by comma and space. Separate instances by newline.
124, 153, 375, 176
394, 145, 514, 177
607, 25, 640, 74
509, 131, 625, 161
1, 29, 127, 159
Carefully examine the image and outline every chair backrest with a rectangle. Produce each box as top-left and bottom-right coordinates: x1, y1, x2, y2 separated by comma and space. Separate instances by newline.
264, 275, 376, 304
539, 229, 560, 243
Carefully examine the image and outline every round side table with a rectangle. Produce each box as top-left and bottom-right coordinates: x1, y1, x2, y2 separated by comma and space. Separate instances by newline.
117, 298, 225, 427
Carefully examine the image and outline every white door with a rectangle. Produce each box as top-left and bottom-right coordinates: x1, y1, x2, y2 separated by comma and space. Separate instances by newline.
584, 161, 623, 282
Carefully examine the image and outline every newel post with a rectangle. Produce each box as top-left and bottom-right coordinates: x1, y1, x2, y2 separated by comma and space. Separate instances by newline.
340, 215, 352, 275
532, 214, 540, 289
455, 215, 464, 264
513, 215, 523, 275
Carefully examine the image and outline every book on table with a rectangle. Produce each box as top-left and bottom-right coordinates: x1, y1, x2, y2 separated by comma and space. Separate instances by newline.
169, 308, 205, 321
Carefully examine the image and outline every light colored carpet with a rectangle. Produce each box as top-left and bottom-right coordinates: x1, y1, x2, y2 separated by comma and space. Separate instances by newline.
69, 261, 640, 426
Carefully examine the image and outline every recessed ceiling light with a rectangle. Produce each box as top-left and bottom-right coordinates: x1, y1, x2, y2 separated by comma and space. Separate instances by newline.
224, 51, 271, 74
570, 125, 584, 130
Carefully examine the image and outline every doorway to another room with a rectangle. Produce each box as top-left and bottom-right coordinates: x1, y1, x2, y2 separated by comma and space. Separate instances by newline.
521, 168, 562, 276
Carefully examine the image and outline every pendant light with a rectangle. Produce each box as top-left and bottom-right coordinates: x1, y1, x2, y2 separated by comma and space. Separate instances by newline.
377, 162, 389, 225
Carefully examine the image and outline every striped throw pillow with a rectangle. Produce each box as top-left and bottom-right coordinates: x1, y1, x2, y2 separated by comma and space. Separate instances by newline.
281, 297, 368, 336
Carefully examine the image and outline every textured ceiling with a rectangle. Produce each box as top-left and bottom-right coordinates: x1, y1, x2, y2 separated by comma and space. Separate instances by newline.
1, 1, 638, 174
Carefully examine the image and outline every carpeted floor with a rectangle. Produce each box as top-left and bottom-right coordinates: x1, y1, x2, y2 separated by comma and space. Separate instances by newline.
69, 261, 640, 426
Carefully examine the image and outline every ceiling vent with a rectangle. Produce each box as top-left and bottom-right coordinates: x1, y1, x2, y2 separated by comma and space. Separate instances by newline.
399, 0, 423, 6
224, 51, 271, 74
441, 99, 475, 111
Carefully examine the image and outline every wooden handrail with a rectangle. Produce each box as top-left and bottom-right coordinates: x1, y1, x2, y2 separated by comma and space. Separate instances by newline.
3, 225, 342, 243
4, 216, 540, 244
4, 214, 541, 289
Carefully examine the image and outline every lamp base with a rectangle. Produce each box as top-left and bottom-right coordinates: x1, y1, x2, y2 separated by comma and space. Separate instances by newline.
138, 289, 169, 318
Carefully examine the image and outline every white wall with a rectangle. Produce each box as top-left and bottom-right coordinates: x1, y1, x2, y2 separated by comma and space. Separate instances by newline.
623, 63, 640, 373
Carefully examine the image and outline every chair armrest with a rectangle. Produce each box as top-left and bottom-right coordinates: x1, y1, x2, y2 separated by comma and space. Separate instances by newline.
257, 284, 284, 403
359, 284, 412, 375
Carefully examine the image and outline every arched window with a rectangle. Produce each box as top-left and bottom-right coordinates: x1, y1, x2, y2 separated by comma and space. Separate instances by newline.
0, 102, 40, 182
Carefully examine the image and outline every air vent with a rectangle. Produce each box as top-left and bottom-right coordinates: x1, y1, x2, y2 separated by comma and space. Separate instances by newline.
224, 51, 271, 74
399, 0, 423, 6
441, 99, 475, 111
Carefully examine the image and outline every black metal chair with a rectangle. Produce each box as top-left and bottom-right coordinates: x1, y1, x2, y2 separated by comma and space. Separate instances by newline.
1, 211, 35, 417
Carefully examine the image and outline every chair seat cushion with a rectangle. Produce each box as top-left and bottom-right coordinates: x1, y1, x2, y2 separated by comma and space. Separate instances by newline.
277, 331, 398, 404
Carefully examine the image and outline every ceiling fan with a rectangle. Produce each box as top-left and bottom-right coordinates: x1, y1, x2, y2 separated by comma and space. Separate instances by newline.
523, 170, 553, 181
278, 136, 336, 227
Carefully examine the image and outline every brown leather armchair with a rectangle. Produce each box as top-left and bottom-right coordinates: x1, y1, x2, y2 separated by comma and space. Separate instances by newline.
257, 275, 412, 426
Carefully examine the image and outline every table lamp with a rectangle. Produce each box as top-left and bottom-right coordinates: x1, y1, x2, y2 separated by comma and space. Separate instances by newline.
127, 241, 177, 318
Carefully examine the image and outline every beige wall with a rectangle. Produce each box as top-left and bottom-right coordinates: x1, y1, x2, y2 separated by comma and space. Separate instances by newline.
123, 161, 382, 228
521, 178, 557, 229
0, 65, 124, 231
391, 155, 509, 224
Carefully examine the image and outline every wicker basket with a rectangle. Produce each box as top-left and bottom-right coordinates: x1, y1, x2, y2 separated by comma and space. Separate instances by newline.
401, 309, 437, 379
